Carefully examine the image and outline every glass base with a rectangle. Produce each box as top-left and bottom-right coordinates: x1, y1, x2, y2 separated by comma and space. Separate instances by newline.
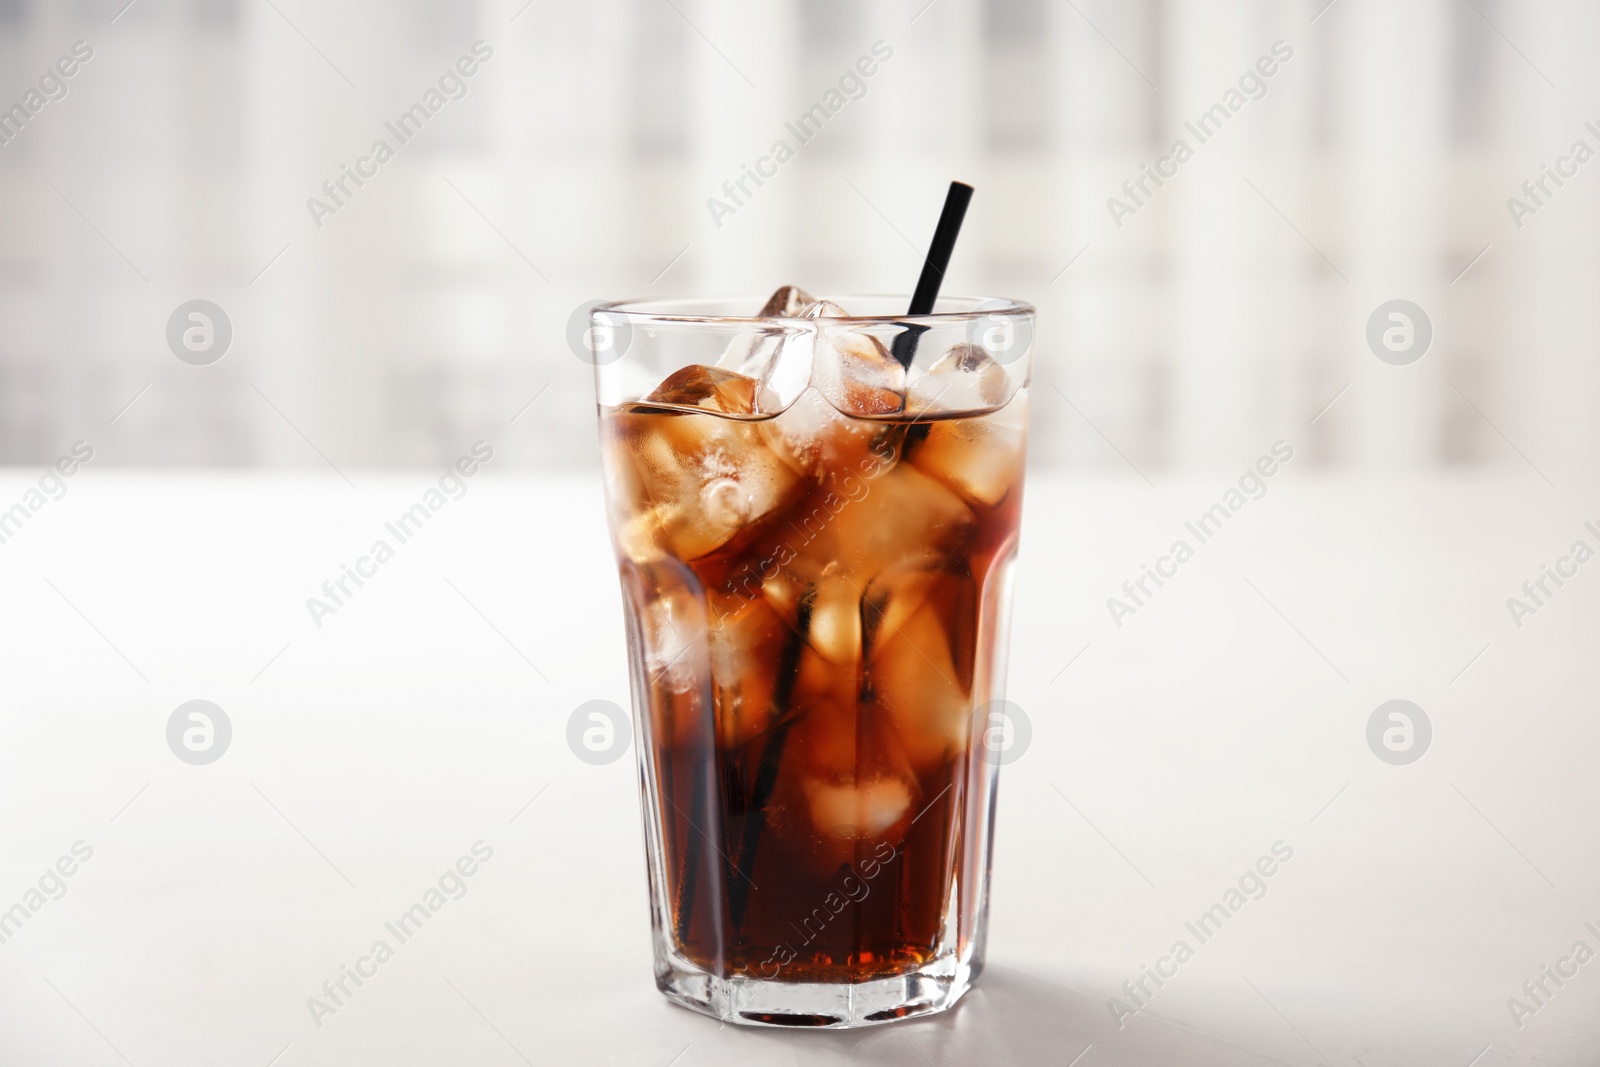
656, 951, 980, 1029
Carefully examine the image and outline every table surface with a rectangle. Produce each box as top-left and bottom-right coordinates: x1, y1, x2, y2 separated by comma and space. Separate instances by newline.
0, 470, 1595, 1066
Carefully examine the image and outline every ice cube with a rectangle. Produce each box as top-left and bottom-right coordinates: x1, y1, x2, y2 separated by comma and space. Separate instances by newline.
754, 330, 814, 415
755, 578, 861, 671
704, 477, 761, 530
618, 562, 715, 754
792, 639, 846, 707
811, 318, 906, 417
707, 595, 789, 748
805, 577, 862, 665
758, 386, 901, 481
798, 299, 848, 318
770, 705, 917, 876
908, 343, 1011, 415
742, 465, 970, 668
715, 326, 813, 416
602, 423, 666, 563
866, 571, 977, 771
640, 582, 708, 694
758, 570, 808, 633
610, 386, 804, 560
861, 562, 942, 659
612, 505, 668, 564
646, 364, 759, 416
758, 285, 817, 317
795, 464, 974, 585
803, 776, 913, 839
772, 644, 925, 869
907, 393, 1028, 508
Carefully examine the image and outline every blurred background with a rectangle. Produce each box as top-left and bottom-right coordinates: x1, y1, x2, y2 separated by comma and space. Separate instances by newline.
9, 5, 1600, 1063
1, 0, 1591, 475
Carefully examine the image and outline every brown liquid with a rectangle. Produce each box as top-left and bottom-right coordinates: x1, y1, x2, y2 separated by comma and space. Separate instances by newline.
602, 375, 1026, 983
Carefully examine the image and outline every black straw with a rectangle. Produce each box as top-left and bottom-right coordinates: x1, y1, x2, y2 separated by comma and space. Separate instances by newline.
892, 180, 973, 368
907, 181, 973, 315
727, 586, 814, 932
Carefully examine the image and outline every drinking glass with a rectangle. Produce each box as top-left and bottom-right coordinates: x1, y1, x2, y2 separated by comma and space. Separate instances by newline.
592, 294, 1032, 1027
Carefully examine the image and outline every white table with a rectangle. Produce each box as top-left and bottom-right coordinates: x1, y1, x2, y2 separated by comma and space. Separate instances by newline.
0, 471, 1594, 1065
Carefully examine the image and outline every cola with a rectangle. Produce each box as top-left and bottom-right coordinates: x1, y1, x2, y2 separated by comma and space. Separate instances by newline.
596, 291, 1031, 1026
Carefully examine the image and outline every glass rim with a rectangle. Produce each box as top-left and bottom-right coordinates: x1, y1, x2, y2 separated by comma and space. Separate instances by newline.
592, 294, 1035, 326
